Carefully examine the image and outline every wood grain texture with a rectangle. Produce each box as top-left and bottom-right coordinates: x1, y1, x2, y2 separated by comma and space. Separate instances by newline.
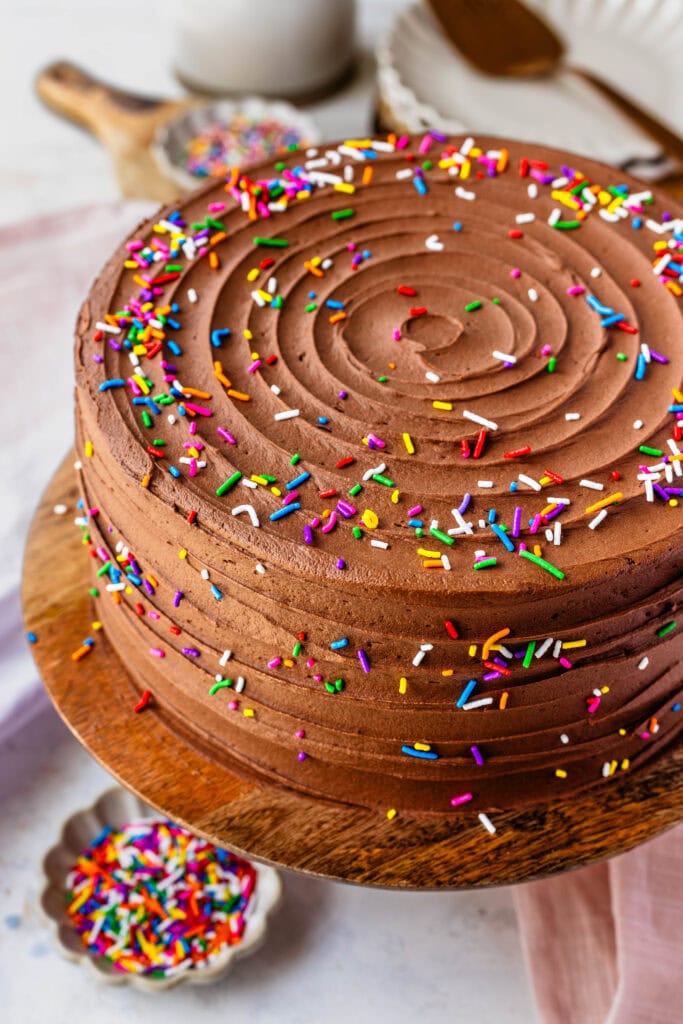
22, 454, 683, 890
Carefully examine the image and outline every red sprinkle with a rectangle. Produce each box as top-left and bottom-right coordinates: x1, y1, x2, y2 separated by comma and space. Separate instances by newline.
630, 279, 641, 287
336, 456, 355, 468
319, 488, 337, 499
461, 439, 471, 458
543, 469, 564, 484
187, 509, 198, 524
473, 428, 487, 459
444, 620, 459, 639
409, 307, 427, 316
508, 229, 523, 239
398, 285, 417, 296
504, 446, 532, 458
135, 603, 144, 617
611, 470, 621, 481
133, 689, 152, 713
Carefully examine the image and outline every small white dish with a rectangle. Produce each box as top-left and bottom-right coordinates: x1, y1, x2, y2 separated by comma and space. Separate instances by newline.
39, 786, 282, 991
155, 98, 320, 194
378, 0, 683, 178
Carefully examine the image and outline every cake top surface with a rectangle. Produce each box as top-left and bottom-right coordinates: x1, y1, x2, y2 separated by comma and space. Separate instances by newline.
75, 133, 683, 633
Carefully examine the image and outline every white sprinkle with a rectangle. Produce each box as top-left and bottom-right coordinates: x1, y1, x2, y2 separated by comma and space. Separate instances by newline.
308, 171, 342, 186
370, 139, 395, 152
553, 640, 563, 659
455, 186, 476, 201
548, 208, 561, 226
251, 290, 266, 307
588, 509, 608, 530
545, 528, 554, 543
565, 412, 581, 421
552, 176, 569, 188
638, 656, 649, 671
516, 213, 535, 224
478, 813, 496, 834
527, 182, 538, 199
528, 288, 539, 302
667, 438, 681, 456
536, 637, 554, 659
242, 478, 257, 489
653, 253, 671, 275
441, 555, 452, 571
128, 352, 140, 367
579, 478, 604, 491
462, 697, 494, 710
168, 415, 176, 425
425, 371, 441, 383
518, 473, 541, 491
492, 350, 516, 364
274, 409, 300, 421
105, 583, 126, 592
255, 563, 266, 574
412, 649, 426, 667
461, 136, 474, 155
271, 384, 281, 396
425, 233, 444, 251
200, 568, 210, 580
640, 342, 651, 363
235, 676, 246, 693
553, 521, 562, 546
590, 266, 602, 278
219, 650, 232, 666
371, 539, 389, 549
363, 462, 386, 481
478, 519, 487, 529
232, 504, 260, 528
95, 321, 121, 334
560, 733, 570, 745
420, 643, 434, 652
321, 258, 333, 270
74, 460, 83, 471
478, 480, 494, 489
602, 762, 613, 778
498, 645, 514, 659
547, 496, 570, 505
53, 504, 67, 515
267, 276, 278, 294
343, 164, 355, 183
474, 549, 486, 559
395, 168, 413, 180
633, 419, 643, 430
644, 477, 655, 502
463, 409, 498, 431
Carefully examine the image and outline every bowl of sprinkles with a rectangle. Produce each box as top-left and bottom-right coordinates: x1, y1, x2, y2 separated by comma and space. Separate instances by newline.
40, 786, 281, 989
155, 97, 320, 194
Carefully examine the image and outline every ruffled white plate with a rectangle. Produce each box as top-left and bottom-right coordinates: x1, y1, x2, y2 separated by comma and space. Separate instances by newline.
378, 0, 683, 178
40, 786, 282, 991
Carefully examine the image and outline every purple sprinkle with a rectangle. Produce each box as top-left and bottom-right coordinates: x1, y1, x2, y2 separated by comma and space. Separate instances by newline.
338, 390, 348, 400
303, 525, 313, 544
173, 591, 183, 608
483, 672, 501, 682
357, 648, 370, 673
649, 350, 669, 364
470, 745, 485, 766
182, 647, 200, 657
512, 506, 522, 538
336, 500, 356, 519
336, 558, 346, 570
297, 752, 306, 762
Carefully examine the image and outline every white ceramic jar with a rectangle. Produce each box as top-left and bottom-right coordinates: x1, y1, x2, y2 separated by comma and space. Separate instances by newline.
172, 0, 356, 99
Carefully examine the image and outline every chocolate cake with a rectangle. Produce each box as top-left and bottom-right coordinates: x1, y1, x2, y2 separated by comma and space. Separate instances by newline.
73, 135, 682, 822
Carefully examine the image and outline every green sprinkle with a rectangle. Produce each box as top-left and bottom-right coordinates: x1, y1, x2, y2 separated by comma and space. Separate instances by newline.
141, 410, 152, 428
253, 237, 289, 247
88, 588, 100, 598
275, 162, 285, 172
415, 527, 424, 538
96, 561, 112, 577
290, 452, 301, 465
519, 549, 565, 580
465, 300, 483, 312
331, 209, 355, 220
547, 357, 557, 373
260, 474, 277, 483
422, 160, 433, 170
272, 295, 283, 309
152, 438, 166, 447
305, 303, 317, 313
616, 352, 628, 361
492, 297, 501, 304
216, 471, 242, 496
639, 445, 663, 457
377, 375, 388, 383
292, 642, 302, 657
657, 621, 677, 638
372, 473, 394, 487
553, 220, 581, 230
429, 526, 454, 547
206, 217, 225, 230
523, 641, 536, 668
349, 483, 362, 496
473, 558, 497, 570
325, 682, 336, 694
165, 264, 183, 273
352, 526, 363, 539
209, 678, 233, 695
334, 677, 344, 692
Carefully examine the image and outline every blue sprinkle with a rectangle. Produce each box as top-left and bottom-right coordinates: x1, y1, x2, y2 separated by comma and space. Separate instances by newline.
668, 404, 683, 413
491, 523, 515, 551
170, 302, 180, 313
413, 175, 427, 195
632, 217, 642, 229
269, 503, 301, 521
487, 509, 497, 524
165, 317, 181, 330
401, 745, 439, 760
308, 291, 316, 299
600, 313, 625, 328
169, 466, 181, 478
211, 584, 223, 601
286, 471, 310, 491
167, 340, 182, 356
98, 378, 125, 392
673, 703, 681, 712
318, 416, 328, 425
452, 221, 462, 231
325, 299, 345, 310
635, 353, 647, 381
510, 481, 518, 492
330, 638, 349, 650
25, 631, 37, 644
408, 518, 423, 528
456, 679, 477, 708
211, 328, 231, 347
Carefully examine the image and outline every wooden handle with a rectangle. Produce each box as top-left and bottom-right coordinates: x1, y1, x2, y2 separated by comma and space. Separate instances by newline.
35, 61, 170, 140
571, 67, 683, 166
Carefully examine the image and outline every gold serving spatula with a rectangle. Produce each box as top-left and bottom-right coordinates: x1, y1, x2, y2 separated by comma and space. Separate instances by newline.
427, 0, 683, 165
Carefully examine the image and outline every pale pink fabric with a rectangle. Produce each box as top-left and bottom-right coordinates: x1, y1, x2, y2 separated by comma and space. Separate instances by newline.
514, 824, 683, 1024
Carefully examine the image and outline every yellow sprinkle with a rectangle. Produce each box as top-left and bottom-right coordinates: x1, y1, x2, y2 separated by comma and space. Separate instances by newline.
251, 475, 269, 485
555, 769, 568, 779
621, 758, 630, 771
499, 690, 509, 709
247, 267, 260, 281
386, 808, 397, 820
399, 676, 407, 694
608, 759, 618, 776
533, 544, 543, 557
585, 492, 623, 515
653, 239, 669, 251
562, 639, 587, 649
334, 182, 355, 194
271, 486, 281, 497
671, 499, 679, 507
460, 158, 471, 178
618, 728, 627, 736
414, 742, 431, 752
283, 658, 294, 667
92, 621, 103, 631
539, 475, 553, 487
600, 685, 610, 694
256, 289, 272, 303
141, 473, 150, 489
391, 489, 400, 504
433, 400, 453, 411
468, 644, 478, 658
243, 708, 255, 718
417, 548, 441, 558
441, 669, 454, 677
362, 509, 379, 529
133, 344, 147, 356
84, 441, 94, 458
672, 387, 683, 403
178, 548, 187, 560
244, 328, 253, 340
402, 432, 415, 455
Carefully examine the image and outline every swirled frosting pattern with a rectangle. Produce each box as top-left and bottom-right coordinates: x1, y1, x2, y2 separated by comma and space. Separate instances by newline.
74, 136, 682, 818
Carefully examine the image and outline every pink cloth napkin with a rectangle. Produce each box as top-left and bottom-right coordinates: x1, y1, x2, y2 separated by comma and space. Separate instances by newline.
514, 824, 683, 1024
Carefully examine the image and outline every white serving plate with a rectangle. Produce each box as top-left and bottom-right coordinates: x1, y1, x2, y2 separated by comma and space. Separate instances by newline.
40, 786, 282, 991
378, 0, 683, 178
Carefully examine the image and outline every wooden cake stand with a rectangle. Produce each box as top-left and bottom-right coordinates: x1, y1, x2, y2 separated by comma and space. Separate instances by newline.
22, 454, 683, 889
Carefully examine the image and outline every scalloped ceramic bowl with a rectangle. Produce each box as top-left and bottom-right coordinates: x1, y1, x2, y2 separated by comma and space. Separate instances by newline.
40, 786, 282, 991
154, 97, 320, 194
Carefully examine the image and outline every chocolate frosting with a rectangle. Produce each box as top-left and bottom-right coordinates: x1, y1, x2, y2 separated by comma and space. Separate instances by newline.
74, 135, 682, 816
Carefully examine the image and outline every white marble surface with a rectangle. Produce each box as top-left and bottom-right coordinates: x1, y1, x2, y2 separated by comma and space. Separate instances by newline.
1, 2, 537, 1021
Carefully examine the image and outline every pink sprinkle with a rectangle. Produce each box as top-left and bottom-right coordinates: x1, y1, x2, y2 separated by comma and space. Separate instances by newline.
217, 427, 236, 444
149, 647, 165, 658
248, 360, 262, 374
510, 267, 521, 279
450, 793, 473, 807
559, 657, 572, 670
393, 328, 401, 341
295, 729, 305, 738
208, 202, 226, 212
321, 510, 338, 534
189, 420, 197, 435
148, 611, 160, 620
268, 657, 282, 669
228, 701, 238, 711
418, 133, 433, 154
189, 458, 197, 478
182, 402, 212, 417
566, 285, 585, 296
408, 505, 423, 517
126, 240, 144, 251
540, 344, 552, 356
306, 658, 315, 668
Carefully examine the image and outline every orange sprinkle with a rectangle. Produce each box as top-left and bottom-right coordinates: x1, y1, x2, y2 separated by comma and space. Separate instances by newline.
227, 389, 251, 402
329, 311, 347, 324
499, 691, 509, 709
208, 251, 219, 270
482, 627, 510, 661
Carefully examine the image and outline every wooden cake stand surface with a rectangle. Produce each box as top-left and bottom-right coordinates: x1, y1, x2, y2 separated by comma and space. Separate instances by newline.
22, 454, 683, 889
